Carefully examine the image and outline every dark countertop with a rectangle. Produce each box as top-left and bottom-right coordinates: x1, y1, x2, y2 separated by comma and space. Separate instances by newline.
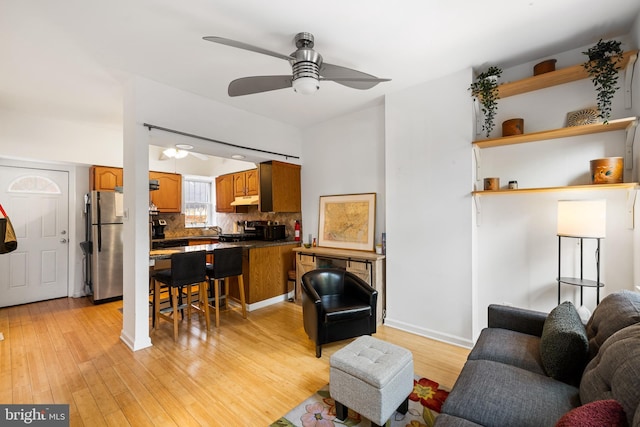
151, 235, 219, 243
150, 239, 300, 260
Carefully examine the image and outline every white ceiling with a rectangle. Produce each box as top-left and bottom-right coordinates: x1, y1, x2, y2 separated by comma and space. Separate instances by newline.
2, 0, 640, 130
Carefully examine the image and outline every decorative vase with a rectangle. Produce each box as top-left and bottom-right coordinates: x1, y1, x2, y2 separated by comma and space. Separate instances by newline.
533, 59, 557, 75
484, 177, 500, 191
590, 157, 623, 184
502, 118, 524, 136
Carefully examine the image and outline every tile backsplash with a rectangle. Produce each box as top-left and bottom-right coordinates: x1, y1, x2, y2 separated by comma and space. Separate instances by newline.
159, 206, 302, 239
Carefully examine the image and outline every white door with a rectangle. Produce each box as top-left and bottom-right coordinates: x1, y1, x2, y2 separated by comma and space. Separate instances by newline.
0, 166, 69, 307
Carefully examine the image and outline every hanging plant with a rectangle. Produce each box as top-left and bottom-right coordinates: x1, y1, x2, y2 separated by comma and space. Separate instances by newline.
469, 66, 502, 138
582, 39, 624, 123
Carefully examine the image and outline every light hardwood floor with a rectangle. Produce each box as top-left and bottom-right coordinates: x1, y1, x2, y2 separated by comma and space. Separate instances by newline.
0, 297, 470, 426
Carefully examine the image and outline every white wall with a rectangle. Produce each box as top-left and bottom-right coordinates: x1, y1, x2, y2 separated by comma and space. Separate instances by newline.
0, 108, 123, 166
301, 104, 386, 244
385, 69, 475, 347
474, 41, 639, 332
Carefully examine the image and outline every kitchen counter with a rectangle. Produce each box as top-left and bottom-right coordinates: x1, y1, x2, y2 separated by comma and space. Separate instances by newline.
149, 239, 300, 260
150, 239, 300, 307
151, 235, 219, 244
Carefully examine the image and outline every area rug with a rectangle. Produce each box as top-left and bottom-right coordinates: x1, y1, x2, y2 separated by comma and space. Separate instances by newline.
271, 376, 449, 427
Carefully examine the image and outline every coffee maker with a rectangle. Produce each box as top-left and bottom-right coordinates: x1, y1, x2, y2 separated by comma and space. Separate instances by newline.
152, 219, 167, 239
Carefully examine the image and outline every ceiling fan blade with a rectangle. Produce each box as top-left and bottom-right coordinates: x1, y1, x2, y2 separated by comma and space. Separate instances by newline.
203, 36, 293, 61
189, 152, 209, 161
320, 62, 390, 89
228, 76, 293, 97
320, 77, 391, 90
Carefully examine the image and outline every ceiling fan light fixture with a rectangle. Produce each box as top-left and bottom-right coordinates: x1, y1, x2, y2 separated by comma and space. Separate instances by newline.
292, 76, 319, 95
175, 144, 194, 150
163, 148, 189, 159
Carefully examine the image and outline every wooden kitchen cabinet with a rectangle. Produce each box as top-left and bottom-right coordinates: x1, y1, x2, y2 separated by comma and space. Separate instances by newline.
228, 244, 299, 304
259, 161, 301, 212
215, 174, 235, 213
216, 173, 249, 213
233, 169, 258, 197
149, 171, 182, 213
90, 166, 123, 191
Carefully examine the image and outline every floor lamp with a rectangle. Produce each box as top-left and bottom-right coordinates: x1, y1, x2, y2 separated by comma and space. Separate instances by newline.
557, 200, 606, 320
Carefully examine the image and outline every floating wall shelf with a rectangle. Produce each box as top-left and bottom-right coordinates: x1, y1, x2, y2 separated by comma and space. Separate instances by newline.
473, 117, 637, 148
472, 182, 638, 196
497, 50, 638, 99
472, 50, 639, 225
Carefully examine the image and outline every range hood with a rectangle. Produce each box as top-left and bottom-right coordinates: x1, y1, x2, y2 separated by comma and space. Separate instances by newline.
230, 195, 259, 206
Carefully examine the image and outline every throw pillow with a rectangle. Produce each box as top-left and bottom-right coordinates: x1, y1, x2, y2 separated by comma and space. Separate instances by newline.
540, 301, 588, 382
555, 399, 628, 427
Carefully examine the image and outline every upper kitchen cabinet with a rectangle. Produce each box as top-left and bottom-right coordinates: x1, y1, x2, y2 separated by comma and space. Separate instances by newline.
215, 174, 236, 213
216, 174, 248, 213
259, 161, 301, 212
90, 166, 123, 191
149, 171, 182, 213
233, 169, 259, 197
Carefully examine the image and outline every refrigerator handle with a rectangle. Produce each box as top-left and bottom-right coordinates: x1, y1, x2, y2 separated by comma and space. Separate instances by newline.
97, 192, 102, 252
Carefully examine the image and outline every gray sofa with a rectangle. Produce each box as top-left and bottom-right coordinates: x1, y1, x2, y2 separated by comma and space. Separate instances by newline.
434, 290, 640, 427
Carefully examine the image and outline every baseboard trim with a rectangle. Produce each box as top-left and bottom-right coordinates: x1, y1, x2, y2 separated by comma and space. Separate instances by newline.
245, 294, 291, 312
120, 330, 152, 352
383, 318, 474, 349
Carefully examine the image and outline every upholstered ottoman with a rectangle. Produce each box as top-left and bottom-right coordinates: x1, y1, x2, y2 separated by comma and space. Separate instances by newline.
330, 336, 414, 427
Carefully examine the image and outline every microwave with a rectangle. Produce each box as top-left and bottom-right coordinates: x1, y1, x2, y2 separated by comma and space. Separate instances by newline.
255, 224, 286, 241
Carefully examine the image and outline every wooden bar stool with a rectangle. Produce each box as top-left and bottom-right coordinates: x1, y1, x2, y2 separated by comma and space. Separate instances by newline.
153, 250, 210, 341
206, 246, 246, 328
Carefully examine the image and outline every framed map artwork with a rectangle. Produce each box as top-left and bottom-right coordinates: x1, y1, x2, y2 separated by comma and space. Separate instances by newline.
318, 193, 376, 251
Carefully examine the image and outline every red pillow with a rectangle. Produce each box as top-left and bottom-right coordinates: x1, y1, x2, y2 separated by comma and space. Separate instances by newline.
555, 399, 627, 427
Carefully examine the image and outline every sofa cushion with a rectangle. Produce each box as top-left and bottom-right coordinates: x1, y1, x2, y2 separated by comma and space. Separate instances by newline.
441, 359, 579, 427
433, 414, 484, 427
467, 327, 545, 376
554, 399, 627, 427
540, 301, 588, 383
585, 290, 640, 359
580, 323, 640, 427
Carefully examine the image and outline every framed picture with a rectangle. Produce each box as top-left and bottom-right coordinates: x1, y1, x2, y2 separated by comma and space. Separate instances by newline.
318, 193, 376, 251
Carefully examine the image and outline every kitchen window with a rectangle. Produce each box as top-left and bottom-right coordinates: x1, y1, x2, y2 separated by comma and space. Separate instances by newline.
182, 175, 215, 228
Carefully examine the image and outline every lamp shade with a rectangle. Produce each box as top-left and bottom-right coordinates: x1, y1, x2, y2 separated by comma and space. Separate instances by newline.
557, 200, 606, 238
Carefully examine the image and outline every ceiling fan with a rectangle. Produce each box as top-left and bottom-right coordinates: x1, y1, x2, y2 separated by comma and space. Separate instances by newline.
203, 32, 390, 96
160, 145, 209, 161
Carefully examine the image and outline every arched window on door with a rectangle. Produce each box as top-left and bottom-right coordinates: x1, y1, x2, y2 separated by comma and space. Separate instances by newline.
7, 175, 62, 194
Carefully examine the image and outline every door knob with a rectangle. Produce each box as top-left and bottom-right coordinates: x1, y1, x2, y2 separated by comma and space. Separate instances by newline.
60, 238, 68, 243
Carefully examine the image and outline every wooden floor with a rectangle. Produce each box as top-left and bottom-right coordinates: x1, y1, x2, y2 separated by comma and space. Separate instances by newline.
0, 297, 470, 426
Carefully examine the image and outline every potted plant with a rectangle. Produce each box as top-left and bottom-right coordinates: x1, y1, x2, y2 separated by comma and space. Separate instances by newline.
469, 66, 503, 138
582, 39, 624, 123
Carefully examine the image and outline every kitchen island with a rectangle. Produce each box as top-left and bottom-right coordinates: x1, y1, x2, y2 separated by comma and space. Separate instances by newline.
150, 239, 300, 309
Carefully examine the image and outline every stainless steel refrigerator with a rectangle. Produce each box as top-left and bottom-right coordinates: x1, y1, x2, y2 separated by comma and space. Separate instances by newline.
82, 191, 124, 303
